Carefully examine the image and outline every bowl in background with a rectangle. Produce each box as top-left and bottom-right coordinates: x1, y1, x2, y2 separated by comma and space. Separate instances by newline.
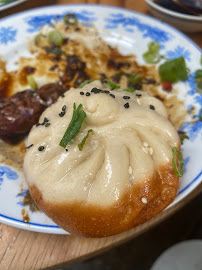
145, 0, 202, 32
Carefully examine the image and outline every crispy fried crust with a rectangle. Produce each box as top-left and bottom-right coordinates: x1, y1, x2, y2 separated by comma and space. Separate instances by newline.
28, 163, 179, 237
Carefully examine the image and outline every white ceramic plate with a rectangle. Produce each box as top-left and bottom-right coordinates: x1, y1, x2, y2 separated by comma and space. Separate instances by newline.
0, 5, 201, 234
0, 0, 27, 11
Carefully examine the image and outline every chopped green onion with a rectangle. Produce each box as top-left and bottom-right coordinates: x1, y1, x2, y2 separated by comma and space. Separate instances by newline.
103, 79, 120, 90
143, 41, 161, 64
48, 30, 63, 46
27, 75, 37, 89
195, 69, 202, 94
172, 147, 184, 177
78, 129, 93, 151
158, 57, 188, 83
59, 103, 86, 148
128, 73, 142, 86
45, 47, 65, 55
34, 33, 45, 46
79, 79, 98, 88
179, 134, 189, 145
63, 14, 78, 26
124, 87, 135, 93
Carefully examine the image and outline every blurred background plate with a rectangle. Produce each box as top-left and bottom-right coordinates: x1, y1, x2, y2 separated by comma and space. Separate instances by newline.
145, 0, 202, 32
0, 0, 28, 11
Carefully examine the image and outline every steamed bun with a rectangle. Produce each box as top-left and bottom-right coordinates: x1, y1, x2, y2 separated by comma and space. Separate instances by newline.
24, 81, 180, 237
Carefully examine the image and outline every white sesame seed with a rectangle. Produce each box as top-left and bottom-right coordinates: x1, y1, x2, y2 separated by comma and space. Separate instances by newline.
143, 142, 148, 147
149, 147, 153, 155
128, 166, 133, 175
141, 198, 147, 204
142, 147, 148, 154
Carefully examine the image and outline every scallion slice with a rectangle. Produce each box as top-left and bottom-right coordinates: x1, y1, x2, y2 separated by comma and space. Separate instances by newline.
79, 79, 98, 88
103, 79, 119, 90
48, 30, 63, 46
27, 75, 37, 89
124, 87, 135, 93
143, 41, 161, 64
78, 129, 93, 151
63, 14, 78, 26
45, 46, 65, 55
179, 134, 189, 145
59, 103, 86, 148
172, 147, 184, 177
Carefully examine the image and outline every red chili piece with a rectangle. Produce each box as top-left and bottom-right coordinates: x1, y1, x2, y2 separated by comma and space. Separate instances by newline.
162, 81, 172, 92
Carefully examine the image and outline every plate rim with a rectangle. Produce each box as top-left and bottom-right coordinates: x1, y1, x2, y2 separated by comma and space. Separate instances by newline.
0, 3, 201, 234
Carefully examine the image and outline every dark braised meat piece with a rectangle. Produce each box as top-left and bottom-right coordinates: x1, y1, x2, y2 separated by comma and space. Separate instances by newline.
0, 90, 45, 144
36, 83, 66, 106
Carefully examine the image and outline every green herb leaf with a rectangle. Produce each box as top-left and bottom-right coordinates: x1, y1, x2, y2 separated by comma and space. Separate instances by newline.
103, 79, 120, 90
59, 103, 86, 148
179, 134, 189, 145
78, 129, 93, 151
48, 30, 63, 46
45, 47, 65, 55
158, 57, 188, 83
63, 14, 78, 26
143, 41, 161, 64
124, 87, 135, 93
27, 75, 37, 89
172, 147, 184, 177
79, 79, 98, 88
195, 69, 202, 94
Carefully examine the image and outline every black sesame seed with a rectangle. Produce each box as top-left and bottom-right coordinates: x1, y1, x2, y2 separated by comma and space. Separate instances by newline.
36, 123, 41, 127
91, 87, 101, 94
44, 117, 49, 123
100, 90, 105, 93
59, 111, 66, 117
80, 91, 84, 95
123, 96, 130, 100
38, 146, 45, 151
65, 148, 68, 152
86, 92, 90, 96
110, 94, 115, 98
61, 94, 65, 98
124, 102, 129, 109
150, 105, 155, 110
62, 105, 66, 111
104, 90, 110, 94
45, 123, 51, 127
136, 94, 142, 97
27, 144, 33, 149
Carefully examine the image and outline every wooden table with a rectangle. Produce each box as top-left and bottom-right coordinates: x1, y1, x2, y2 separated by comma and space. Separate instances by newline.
0, 1, 201, 270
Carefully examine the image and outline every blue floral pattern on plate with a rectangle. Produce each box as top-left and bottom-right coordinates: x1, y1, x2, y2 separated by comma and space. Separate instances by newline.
166, 46, 191, 61
0, 166, 18, 190
0, 26, 17, 44
24, 10, 97, 32
105, 13, 172, 44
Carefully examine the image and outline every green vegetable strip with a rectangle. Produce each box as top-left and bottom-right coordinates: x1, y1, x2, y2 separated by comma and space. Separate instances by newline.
27, 75, 37, 89
59, 103, 86, 148
45, 47, 65, 55
124, 87, 135, 93
79, 79, 98, 88
172, 147, 184, 177
78, 129, 93, 151
103, 79, 119, 90
158, 57, 188, 83
179, 134, 189, 145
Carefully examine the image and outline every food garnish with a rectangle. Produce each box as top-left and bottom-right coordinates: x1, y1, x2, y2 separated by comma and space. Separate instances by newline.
172, 147, 184, 177
63, 14, 78, 26
48, 30, 64, 46
59, 103, 86, 148
124, 87, 135, 93
179, 134, 189, 145
45, 46, 65, 55
79, 79, 98, 88
194, 56, 202, 94
158, 57, 188, 83
103, 79, 120, 90
78, 129, 93, 151
27, 75, 37, 89
143, 41, 161, 64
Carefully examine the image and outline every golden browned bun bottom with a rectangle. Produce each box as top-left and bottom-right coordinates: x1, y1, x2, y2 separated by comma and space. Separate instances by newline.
28, 164, 179, 237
